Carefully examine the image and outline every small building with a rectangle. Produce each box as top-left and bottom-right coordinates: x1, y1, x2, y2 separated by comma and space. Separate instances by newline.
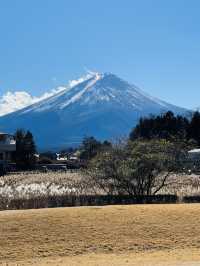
0, 132, 16, 162
56, 153, 68, 161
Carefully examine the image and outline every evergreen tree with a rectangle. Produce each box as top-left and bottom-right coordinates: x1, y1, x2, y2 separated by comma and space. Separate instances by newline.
187, 111, 200, 145
130, 111, 189, 142
15, 129, 37, 169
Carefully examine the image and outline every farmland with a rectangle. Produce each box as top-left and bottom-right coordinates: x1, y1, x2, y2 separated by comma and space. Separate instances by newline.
1, 204, 200, 265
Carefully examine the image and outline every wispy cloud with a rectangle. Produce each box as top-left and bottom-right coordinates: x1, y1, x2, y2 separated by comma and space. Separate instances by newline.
68, 73, 94, 88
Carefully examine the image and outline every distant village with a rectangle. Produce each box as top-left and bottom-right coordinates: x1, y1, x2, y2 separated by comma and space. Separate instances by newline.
0, 131, 84, 174
0, 128, 113, 174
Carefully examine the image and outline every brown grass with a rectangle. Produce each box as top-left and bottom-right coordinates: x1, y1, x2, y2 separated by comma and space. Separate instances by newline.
1, 172, 200, 202
1, 204, 200, 265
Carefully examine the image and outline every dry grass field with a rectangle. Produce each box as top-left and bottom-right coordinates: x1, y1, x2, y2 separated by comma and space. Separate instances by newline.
1, 204, 200, 265
0, 171, 200, 211
1, 172, 200, 202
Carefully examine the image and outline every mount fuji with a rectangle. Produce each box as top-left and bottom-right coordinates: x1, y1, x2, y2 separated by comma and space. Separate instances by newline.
0, 73, 187, 150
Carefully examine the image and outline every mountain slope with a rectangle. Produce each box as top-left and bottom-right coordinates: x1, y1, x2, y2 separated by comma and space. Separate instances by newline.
0, 73, 187, 150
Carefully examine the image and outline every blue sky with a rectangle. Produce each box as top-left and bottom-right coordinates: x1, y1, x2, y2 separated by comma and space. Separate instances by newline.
0, 0, 200, 109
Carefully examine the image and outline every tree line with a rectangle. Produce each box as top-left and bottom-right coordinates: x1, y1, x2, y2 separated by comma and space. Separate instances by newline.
130, 111, 200, 145
11, 111, 199, 199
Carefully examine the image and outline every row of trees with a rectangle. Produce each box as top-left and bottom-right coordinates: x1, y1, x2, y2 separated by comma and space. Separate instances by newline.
11, 111, 199, 197
130, 111, 200, 145
13, 111, 199, 169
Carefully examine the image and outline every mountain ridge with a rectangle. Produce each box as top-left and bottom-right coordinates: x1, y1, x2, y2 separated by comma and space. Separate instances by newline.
0, 72, 188, 150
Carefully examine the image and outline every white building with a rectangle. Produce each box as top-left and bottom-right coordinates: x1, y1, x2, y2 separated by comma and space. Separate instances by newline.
0, 132, 16, 162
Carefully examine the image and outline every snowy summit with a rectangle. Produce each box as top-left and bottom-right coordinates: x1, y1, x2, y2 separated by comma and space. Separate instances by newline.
0, 72, 187, 150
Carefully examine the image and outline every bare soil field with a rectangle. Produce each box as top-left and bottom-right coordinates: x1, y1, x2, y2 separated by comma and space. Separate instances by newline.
1, 204, 200, 265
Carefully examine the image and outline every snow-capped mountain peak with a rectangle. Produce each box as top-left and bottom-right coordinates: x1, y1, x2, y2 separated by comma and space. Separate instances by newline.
60, 72, 102, 109
0, 72, 188, 150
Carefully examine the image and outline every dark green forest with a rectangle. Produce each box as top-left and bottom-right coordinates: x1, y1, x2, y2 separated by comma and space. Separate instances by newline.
130, 111, 200, 146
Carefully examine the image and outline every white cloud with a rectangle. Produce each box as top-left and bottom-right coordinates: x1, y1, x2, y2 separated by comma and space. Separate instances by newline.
0, 87, 67, 117
0, 72, 96, 116
0, 91, 34, 116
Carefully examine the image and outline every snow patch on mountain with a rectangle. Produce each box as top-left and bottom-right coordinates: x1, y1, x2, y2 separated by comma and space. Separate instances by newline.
60, 73, 102, 109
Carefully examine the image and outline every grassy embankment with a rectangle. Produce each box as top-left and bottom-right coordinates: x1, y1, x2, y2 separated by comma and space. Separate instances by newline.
1, 204, 200, 265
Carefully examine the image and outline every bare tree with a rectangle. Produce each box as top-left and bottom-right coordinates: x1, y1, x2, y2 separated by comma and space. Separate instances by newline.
87, 139, 186, 197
